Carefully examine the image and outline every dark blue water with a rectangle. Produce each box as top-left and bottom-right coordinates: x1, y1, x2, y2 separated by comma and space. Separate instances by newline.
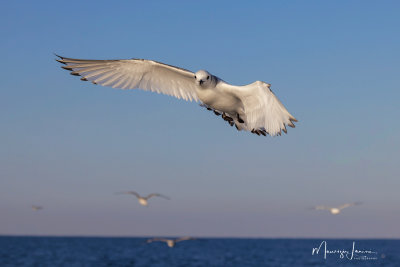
0, 236, 398, 266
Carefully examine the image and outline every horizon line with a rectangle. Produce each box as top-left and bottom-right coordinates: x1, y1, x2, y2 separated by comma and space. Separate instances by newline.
1, 234, 399, 240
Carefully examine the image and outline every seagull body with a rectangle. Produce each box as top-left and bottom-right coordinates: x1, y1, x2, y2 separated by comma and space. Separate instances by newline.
56, 56, 297, 136
146, 237, 195, 248
31, 205, 43, 211
138, 198, 148, 206
330, 208, 341, 215
313, 202, 362, 215
116, 191, 170, 206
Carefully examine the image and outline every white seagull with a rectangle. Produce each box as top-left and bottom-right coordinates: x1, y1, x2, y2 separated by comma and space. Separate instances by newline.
31, 205, 43, 211
56, 55, 297, 136
313, 202, 362, 215
115, 191, 170, 206
146, 237, 196, 248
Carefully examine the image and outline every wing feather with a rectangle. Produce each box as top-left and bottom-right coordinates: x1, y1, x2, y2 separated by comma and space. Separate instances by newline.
115, 191, 141, 198
338, 202, 361, 210
175, 237, 196, 242
56, 55, 199, 102
224, 81, 297, 136
314, 206, 330, 210
146, 238, 169, 243
145, 193, 170, 200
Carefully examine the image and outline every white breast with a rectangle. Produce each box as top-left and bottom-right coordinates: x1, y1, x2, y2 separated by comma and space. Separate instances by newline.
196, 87, 242, 115
138, 198, 148, 206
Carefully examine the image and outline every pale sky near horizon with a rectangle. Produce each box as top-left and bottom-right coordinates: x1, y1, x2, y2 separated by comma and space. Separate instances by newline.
1, 1, 399, 238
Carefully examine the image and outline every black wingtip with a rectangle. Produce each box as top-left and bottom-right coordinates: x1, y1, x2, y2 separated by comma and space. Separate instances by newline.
56, 59, 67, 65
251, 128, 268, 137
237, 114, 244, 123
54, 53, 63, 59
70, 71, 80, 76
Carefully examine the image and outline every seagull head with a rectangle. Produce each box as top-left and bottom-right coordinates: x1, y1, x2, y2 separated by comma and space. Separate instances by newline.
194, 70, 215, 87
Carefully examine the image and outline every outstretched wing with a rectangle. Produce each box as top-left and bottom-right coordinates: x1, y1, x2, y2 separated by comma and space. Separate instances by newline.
223, 81, 297, 136
175, 237, 196, 243
146, 238, 169, 243
56, 55, 200, 102
314, 206, 330, 210
145, 193, 170, 200
115, 191, 141, 198
338, 202, 362, 210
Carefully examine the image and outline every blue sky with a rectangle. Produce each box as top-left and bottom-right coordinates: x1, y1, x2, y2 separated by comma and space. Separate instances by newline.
0, 1, 399, 238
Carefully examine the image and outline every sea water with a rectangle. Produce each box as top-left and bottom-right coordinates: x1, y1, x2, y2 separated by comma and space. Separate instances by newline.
0, 236, 398, 266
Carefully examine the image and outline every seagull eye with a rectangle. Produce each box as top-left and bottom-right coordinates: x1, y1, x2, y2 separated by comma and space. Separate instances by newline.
207, 76, 209, 80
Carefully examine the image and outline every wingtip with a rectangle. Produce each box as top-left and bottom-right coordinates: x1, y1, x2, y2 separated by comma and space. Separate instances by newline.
251, 128, 268, 137
56, 59, 67, 65
54, 53, 65, 61
288, 117, 297, 128
70, 71, 80, 76
61, 66, 73, 71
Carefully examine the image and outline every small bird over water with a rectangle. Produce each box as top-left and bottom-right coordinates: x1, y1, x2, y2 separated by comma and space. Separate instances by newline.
115, 191, 170, 206
312, 202, 362, 215
31, 205, 43, 211
56, 55, 297, 136
146, 237, 196, 248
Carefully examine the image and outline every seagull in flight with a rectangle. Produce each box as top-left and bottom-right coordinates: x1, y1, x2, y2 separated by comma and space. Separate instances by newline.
312, 202, 362, 215
31, 205, 43, 211
115, 191, 170, 206
56, 55, 297, 136
146, 237, 196, 248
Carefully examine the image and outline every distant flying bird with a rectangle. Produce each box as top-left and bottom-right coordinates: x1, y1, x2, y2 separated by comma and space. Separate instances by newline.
56, 55, 297, 136
146, 237, 196, 248
115, 191, 170, 206
31, 205, 43, 211
312, 202, 362, 215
